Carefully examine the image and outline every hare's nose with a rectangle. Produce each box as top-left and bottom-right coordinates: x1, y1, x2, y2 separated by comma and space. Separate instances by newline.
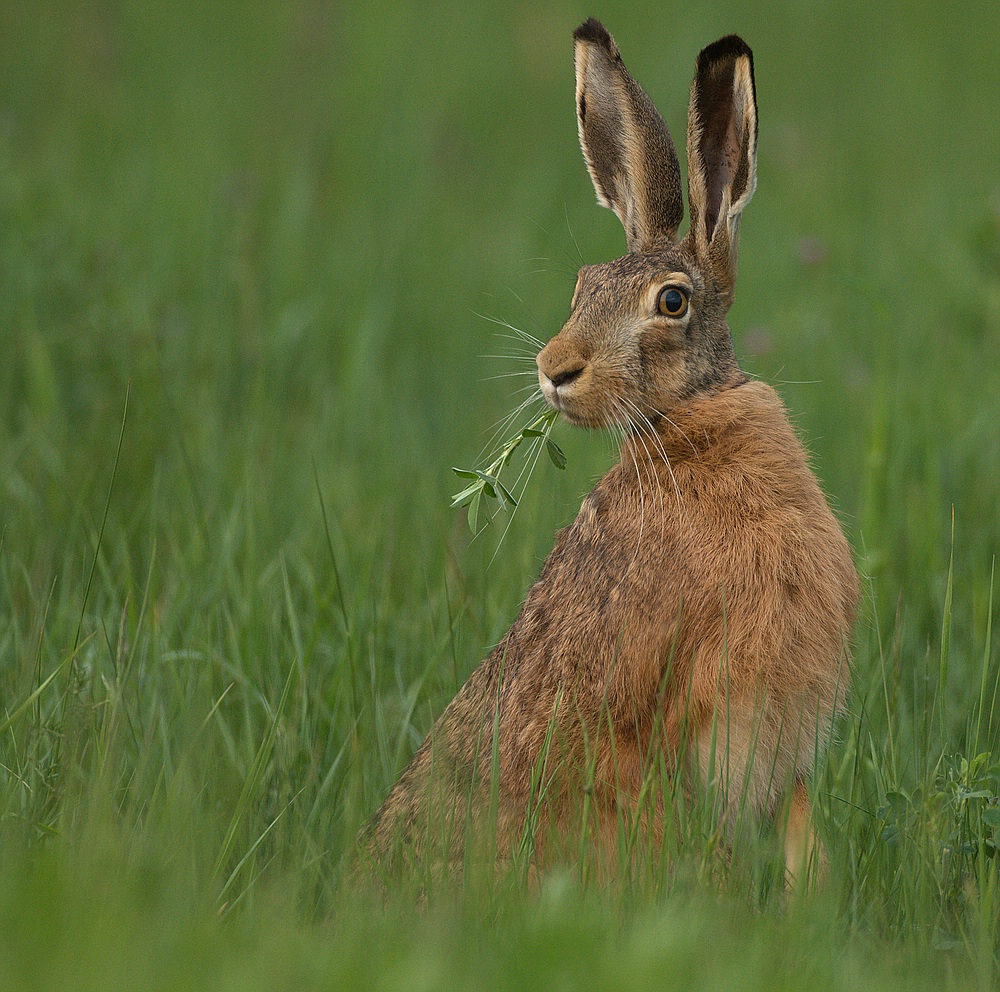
537, 340, 588, 390
548, 364, 585, 388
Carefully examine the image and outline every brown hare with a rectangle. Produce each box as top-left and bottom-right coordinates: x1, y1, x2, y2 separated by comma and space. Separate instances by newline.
364, 19, 858, 885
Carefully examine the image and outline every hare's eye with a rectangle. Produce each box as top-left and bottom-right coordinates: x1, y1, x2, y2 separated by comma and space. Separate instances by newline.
657, 286, 689, 318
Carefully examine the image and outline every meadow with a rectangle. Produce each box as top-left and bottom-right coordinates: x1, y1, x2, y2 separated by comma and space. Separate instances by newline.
1, 0, 999, 988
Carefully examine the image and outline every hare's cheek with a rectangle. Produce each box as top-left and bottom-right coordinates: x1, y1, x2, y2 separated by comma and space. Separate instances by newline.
642, 322, 687, 357
639, 328, 686, 379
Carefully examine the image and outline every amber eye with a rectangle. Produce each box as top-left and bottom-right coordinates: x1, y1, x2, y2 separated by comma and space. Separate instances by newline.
657, 286, 689, 318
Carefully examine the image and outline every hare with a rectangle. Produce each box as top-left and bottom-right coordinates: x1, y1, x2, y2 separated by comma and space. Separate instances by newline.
364, 19, 858, 884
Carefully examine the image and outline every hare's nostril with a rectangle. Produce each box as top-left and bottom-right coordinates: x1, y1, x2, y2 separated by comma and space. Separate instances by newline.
550, 365, 585, 389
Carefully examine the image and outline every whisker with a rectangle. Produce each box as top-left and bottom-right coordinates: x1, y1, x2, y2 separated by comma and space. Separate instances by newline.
502, 298, 552, 349
475, 307, 546, 350
482, 354, 538, 364
657, 413, 698, 457
481, 371, 538, 382
485, 350, 536, 363
476, 392, 545, 463
632, 405, 671, 536
475, 383, 540, 418
489, 331, 545, 351
620, 395, 684, 518
526, 215, 586, 275
563, 203, 585, 267
486, 395, 546, 453
609, 398, 649, 561
628, 404, 660, 531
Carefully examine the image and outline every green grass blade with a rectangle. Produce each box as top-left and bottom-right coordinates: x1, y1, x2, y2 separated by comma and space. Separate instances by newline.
73, 381, 129, 654
938, 507, 955, 741
212, 659, 298, 887
0, 645, 83, 737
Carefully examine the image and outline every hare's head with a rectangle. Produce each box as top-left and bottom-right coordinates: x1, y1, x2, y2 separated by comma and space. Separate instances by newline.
537, 20, 757, 430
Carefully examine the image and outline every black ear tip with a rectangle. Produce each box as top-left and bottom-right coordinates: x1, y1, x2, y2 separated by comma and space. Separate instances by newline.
574, 18, 614, 49
697, 34, 754, 70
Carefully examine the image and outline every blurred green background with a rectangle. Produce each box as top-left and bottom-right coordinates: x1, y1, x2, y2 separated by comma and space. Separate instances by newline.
1, 1, 999, 989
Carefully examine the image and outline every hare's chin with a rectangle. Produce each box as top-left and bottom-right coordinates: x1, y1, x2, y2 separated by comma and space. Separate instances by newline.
542, 394, 576, 425
550, 400, 605, 429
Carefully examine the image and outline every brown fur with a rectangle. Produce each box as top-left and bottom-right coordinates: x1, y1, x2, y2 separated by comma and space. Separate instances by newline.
362, 22, 858, 884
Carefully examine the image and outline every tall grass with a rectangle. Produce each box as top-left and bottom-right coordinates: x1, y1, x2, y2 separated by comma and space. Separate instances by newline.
1, 0, 999, 988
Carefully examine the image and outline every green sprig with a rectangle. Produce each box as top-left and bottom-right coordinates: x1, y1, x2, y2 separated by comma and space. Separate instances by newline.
451, 409, 566, 532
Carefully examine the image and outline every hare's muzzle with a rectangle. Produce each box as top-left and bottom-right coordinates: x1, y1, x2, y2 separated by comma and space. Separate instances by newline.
537, 338, 588, 414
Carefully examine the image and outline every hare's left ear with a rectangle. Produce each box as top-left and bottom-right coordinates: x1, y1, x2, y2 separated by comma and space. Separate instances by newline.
685, 36, 757, 302
574, 19, 684, 251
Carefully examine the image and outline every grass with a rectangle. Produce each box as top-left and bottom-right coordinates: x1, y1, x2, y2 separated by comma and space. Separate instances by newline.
1, 0, 999, 988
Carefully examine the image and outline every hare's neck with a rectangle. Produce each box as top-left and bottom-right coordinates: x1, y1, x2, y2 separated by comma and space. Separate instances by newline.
624, 379, 782, 466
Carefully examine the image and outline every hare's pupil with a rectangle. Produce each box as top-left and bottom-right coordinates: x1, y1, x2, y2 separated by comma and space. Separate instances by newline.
659, 288, 685, 315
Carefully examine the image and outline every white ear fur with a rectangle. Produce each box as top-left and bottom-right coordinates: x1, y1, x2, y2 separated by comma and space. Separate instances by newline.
573, 19, 684, 252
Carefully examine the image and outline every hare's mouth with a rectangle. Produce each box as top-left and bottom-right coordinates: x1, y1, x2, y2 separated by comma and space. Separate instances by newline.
538, 376, 609, 429
539, 367, 588, 425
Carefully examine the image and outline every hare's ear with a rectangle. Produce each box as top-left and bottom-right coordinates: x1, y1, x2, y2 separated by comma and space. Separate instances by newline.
574, 19, 684, 252
685, 36, 757, 301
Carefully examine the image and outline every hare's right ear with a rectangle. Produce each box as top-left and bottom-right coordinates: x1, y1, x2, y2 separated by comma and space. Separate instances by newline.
685, 36, 757, 304
574, 19, 684, 252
